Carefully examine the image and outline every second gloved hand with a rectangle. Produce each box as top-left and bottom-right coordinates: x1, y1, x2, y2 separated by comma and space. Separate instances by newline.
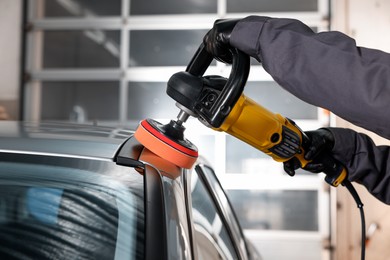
283, 128, 335, 175
304, 128, 335, 173
203, 19, 241, 64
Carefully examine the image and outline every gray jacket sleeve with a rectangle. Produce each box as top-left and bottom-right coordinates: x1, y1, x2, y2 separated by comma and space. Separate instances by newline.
328, 127, 390, 204
230, 16, 390, 140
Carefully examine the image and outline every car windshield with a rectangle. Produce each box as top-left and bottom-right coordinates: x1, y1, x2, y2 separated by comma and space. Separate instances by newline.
0, 161, 144, 260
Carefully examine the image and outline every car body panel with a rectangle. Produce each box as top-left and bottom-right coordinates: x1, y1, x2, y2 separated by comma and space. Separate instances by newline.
0, 121, 130, 160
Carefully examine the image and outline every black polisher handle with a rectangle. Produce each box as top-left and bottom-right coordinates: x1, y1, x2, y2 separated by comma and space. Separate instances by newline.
185, 43, 250, 128
186, 43, 213, 77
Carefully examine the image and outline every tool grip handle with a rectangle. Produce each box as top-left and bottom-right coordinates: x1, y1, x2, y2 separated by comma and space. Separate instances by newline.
184, 42, 250, 128
186, 43, 213, 77
314, 152, 347, 187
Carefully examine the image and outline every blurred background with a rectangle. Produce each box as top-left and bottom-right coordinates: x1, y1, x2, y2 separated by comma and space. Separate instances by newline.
1, 0, 390, 259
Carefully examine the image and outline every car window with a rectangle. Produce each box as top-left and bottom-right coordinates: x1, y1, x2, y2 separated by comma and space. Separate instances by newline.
0, 161, 144, 260
190, 169, 239, 260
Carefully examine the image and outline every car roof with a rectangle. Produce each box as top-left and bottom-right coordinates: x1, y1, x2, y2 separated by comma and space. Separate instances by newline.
0, 121, 133, 160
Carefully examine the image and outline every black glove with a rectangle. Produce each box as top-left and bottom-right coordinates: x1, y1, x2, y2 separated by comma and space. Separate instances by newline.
304, 128, 335, 170
283, 128, 335, 176
203, 19, 240, 64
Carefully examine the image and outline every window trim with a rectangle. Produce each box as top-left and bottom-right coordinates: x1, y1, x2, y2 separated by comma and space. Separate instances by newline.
183, 169, 197, 260
143, 164, 168, 260
194, 164, 248, 260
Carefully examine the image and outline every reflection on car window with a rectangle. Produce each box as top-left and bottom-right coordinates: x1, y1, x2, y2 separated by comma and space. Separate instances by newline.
0, 162, 144, 260
190, 171, 238, 260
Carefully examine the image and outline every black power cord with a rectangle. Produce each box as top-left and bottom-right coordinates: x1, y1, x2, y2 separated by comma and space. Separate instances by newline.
342, 180, 365, 260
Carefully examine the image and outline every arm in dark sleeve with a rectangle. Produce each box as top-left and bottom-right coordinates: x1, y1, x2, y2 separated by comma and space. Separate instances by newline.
230, 16, 390, 139
327, 127, 390, 204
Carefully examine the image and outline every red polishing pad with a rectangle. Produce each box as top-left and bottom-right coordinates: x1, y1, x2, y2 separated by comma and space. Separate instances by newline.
134, 119, 198, 169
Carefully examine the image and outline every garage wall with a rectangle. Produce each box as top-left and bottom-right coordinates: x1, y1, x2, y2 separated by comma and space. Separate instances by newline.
331, 0, 390, 259
0, 0, 22, 119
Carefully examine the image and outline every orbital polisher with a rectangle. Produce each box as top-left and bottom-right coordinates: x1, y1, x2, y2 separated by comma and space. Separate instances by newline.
134, 42, 347, 187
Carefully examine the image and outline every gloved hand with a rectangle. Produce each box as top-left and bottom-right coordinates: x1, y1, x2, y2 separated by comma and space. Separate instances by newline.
203, 19, 240, 64
283, 128, 335, 176
303, 128, 335, 172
